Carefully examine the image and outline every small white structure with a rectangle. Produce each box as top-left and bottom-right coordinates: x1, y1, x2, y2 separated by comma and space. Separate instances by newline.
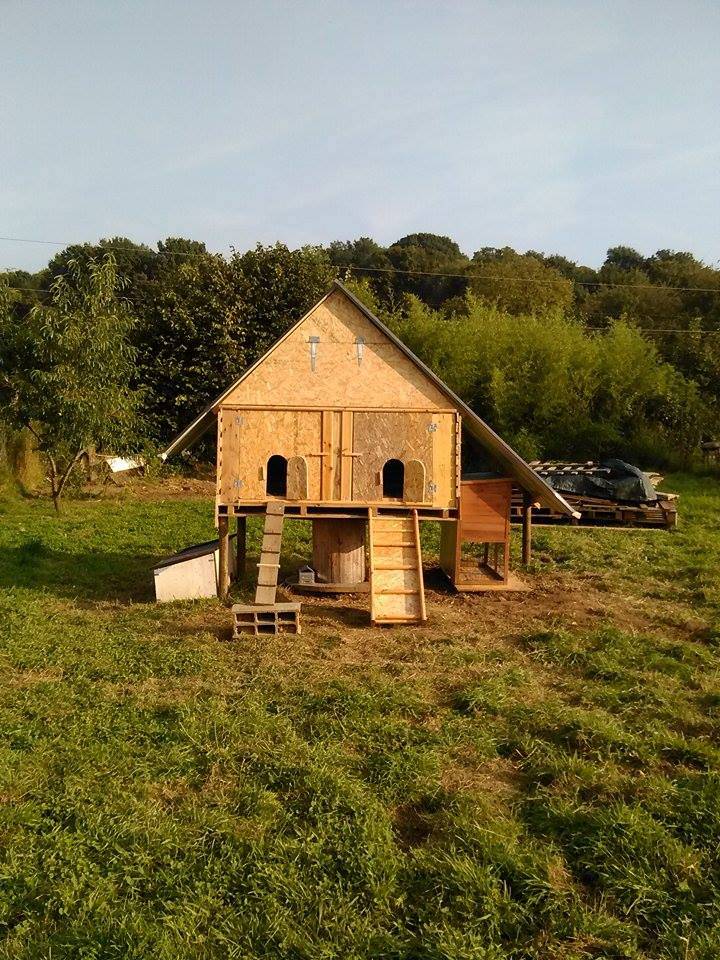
153, 537, 236, 603
100, 455, 146, 474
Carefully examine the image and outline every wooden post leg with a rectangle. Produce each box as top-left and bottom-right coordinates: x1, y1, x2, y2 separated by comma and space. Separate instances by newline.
236, 516, 247, 580
521, 493, 533, 566
218, 515, 230, 600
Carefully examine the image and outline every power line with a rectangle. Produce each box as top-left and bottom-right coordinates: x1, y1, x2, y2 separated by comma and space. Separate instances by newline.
4, 284, 719, 335
0, 236, 217, 261
342, 263, 720, 294
1, 233, 720, 294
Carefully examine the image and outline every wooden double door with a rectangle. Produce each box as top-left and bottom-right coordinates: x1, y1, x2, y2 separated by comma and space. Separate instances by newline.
217, 407, 457, 507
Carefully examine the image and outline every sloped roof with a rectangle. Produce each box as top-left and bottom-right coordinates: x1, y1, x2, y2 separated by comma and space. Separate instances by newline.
160, 280, 579, 518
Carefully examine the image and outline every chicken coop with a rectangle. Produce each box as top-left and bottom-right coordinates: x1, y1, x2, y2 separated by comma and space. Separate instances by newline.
162, 282, 577, 624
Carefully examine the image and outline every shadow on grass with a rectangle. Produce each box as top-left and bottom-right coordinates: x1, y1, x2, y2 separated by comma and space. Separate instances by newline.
0, 544, 160, 603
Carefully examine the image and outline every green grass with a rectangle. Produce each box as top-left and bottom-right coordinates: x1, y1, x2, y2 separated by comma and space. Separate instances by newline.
0, 474, 718, 958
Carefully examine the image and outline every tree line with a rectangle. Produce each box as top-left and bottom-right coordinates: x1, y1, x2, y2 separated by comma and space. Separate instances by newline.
1, 233, 718, 503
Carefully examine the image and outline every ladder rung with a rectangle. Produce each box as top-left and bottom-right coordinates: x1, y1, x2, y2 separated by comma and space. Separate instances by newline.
257, 562, 280, 568
373, 564, 416, 570
373, 616, 417, 623
376, 588, 420, 595
374, 540, 415, 547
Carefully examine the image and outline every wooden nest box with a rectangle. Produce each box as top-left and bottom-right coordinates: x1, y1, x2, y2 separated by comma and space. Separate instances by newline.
162, 282, 578, 624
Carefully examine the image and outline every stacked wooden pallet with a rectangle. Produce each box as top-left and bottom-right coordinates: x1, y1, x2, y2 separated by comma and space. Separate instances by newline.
512, 463, 678, 529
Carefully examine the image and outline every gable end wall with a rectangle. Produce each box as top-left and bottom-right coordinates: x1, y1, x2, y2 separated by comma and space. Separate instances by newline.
220, 290, 451, 410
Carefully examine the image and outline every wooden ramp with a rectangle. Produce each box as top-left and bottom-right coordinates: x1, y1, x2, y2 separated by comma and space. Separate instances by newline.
254, 501, 285, 605
368, 510, 426, 625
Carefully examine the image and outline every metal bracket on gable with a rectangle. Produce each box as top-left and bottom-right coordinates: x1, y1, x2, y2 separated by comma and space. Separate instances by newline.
309, 336, 320, 372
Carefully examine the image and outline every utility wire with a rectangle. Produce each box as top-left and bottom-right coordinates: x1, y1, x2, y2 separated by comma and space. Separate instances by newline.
1, 233, 720, 295
343, 263, 720, 294
4, 283, 719, 335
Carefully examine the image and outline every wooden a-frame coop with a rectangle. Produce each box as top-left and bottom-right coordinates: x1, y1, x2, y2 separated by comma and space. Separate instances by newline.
162, 282, 577, 625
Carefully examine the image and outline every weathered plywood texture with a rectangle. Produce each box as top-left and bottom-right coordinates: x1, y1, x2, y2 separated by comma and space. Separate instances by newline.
216, 409, 241, 504
404, 459, 426, 503
340, 411, 354, 500
351, 411, 456, 508
352, 411, 433, 502
221, 289, 450, 410
218, 409, 322, 503
287, 456, 309, 500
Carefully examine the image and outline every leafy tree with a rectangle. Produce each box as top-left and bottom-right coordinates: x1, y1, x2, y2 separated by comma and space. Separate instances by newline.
227, 242, 336, 358
133, 242, 336, 444
386, 233, 469, 309
604, 245, 647, 273
327, 237, 395, 309
469, 248, 574, 315
384, 291, 713, 466
133, 250, 243, 441
0, 256, 143, 511
43, 237, 157, 296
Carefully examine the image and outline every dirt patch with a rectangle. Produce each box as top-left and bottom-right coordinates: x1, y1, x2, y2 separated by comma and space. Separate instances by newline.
277, 569, 688, 651
393, 801, 435, 849
442, 754, 523, 801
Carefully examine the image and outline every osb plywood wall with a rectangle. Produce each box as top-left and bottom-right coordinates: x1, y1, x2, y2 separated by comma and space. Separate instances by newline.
217, 407, 458, 508
217, 409, 323, 502
219, 289, 450, 411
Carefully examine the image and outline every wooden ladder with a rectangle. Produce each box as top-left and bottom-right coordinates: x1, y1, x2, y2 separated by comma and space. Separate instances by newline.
368, 509, 427, 625
254, 501, 285, 605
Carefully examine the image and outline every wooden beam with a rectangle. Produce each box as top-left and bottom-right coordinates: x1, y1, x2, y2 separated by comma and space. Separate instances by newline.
235, 515, 247, 579
521, 493, 533, 566
218, 515, 230, 600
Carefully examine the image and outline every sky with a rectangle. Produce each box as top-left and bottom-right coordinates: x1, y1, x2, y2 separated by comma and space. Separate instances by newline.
1, 0, 719, 272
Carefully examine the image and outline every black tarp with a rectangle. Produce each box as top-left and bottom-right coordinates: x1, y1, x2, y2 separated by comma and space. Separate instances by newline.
540, 459, 657, 504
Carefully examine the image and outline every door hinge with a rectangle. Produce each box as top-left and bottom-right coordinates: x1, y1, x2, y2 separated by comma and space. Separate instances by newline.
427, 481, 438, 493
235, 415, 244, 426
233, 478, 243, 489
427, 422, 438, 432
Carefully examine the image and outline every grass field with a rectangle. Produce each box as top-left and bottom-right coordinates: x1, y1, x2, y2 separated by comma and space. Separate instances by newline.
0, 474, 719, 959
